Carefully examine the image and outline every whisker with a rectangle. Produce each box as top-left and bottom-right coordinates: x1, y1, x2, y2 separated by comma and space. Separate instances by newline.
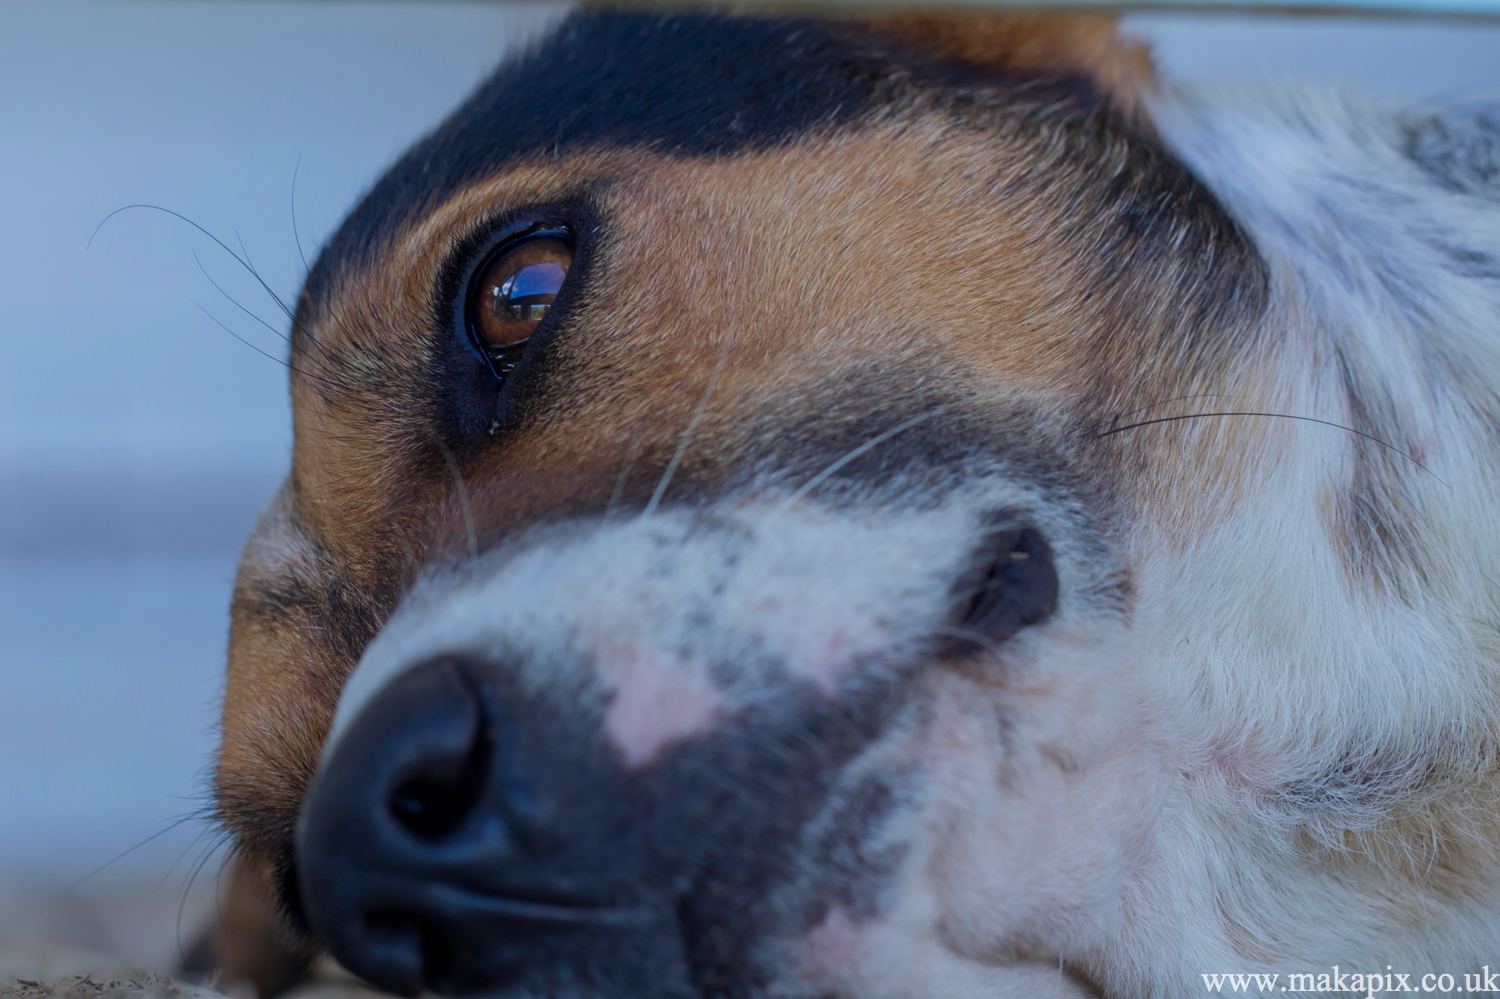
642, 348, 732, 519
1107, 391, 1239, 428
292, 153, 311, 278
931, 623, 1009, 658
90, 204, 289, 314
152, 818, 217, 894
90, 203, 328, 354
192, 248, 341, 373
606, 435, 640, 521
193, 249, 293, 351
776, 406, 950, 514
192, 301, 336, 388
177, 832, 233, 970
66, 811, 205, 888
1095, 410, 1447, 485
235, 230, 257, 279
211, 847, 236, 967
436, 438, 479, 560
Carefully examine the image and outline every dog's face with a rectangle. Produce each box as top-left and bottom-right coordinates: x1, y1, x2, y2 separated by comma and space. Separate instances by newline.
215, 11, 1316, 997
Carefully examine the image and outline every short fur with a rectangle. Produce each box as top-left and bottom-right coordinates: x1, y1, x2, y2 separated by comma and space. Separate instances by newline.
213, 9, 1500, 998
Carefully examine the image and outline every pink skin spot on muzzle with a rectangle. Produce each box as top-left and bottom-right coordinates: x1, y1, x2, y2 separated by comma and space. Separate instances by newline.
601, 657, 724, 769
802, 905, 864, 983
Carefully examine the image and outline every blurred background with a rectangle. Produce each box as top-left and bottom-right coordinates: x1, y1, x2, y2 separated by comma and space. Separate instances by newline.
0, 0, 1497, 973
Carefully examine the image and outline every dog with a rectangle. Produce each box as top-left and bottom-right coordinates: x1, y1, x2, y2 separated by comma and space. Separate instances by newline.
209, 8, 1500, 997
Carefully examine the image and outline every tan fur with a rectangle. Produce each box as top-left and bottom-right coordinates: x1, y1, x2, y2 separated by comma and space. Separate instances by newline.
856, 11, 1156, 121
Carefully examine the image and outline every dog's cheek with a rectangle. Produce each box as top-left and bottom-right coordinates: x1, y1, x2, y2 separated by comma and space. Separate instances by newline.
218, 614, 339, 869
216, 483, 376, 905
918, 654, 1162, 963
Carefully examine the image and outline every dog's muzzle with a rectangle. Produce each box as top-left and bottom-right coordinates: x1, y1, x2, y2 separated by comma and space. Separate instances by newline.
296, 652, 895, 997
299, 656, 674, 995
294, 501, 1062, 996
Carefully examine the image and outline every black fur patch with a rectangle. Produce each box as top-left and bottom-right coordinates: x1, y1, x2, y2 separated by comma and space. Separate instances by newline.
300, 9, 1121, 316
1404, 109, 1500, 198
307, 12, 896, 305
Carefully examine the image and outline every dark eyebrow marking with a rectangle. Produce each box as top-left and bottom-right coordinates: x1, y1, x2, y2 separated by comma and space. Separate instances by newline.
303, 8, 1127, 309
306, 11, 903, 303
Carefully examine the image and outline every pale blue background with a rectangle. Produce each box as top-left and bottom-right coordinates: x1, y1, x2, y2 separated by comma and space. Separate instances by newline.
0, 0, 1497, 883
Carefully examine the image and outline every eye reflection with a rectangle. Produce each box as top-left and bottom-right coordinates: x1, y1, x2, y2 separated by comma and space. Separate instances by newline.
468, 233, 574, 374
490, 259, 568, 326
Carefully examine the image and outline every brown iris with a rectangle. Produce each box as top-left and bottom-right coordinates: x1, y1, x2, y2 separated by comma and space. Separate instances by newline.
468, 232, 573, 376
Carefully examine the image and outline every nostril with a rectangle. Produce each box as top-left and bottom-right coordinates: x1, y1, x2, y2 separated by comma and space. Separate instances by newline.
357, 658, 493, 844
391, 775, 463, 839
949, 521, 1059, 653
389, 713, 491, 841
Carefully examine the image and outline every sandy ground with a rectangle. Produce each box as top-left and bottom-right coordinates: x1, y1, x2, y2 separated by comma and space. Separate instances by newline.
0, 874, 218, 992
0, 876, 388, 999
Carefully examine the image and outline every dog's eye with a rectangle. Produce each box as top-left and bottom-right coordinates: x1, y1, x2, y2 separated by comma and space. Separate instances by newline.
466, 231, 574, 377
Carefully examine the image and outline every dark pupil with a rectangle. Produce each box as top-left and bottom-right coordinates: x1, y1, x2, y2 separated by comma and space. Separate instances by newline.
491, 262, 567, 323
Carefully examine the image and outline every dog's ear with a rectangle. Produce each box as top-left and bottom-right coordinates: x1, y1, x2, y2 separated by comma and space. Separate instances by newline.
858, 11, 1157, 121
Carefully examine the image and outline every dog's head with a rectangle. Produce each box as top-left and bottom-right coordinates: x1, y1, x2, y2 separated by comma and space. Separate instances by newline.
216, 11, 1284, 997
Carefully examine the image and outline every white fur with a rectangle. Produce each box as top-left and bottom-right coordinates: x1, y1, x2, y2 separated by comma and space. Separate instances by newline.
1068, 87, 1500, 990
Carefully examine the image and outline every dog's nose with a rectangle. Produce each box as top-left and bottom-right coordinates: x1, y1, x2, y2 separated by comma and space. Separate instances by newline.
295, 658, 674, 997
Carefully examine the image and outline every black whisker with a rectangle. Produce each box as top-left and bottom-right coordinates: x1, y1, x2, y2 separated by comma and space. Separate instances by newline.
292, 153, 311, 278
89, 203, 327, 354
193, 250, 293, 351
191, 249, 343, 373
235, 230, 258, 283
66, 810, 207, 888
1108, 391, 1240, 428
1096, 411, 1448, 485
192, 301, 337, 389
177, 831, 234, 970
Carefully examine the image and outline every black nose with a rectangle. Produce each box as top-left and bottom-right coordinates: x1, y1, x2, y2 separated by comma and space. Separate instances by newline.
295, 658, 679, 997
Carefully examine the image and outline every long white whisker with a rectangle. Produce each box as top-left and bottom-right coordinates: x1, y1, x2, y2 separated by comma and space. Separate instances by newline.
436, 439, 479, 560
776, 406, 949, 515
931, 623, 1007, 659
606, 436, 640, 521
642, 348, 732, 519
